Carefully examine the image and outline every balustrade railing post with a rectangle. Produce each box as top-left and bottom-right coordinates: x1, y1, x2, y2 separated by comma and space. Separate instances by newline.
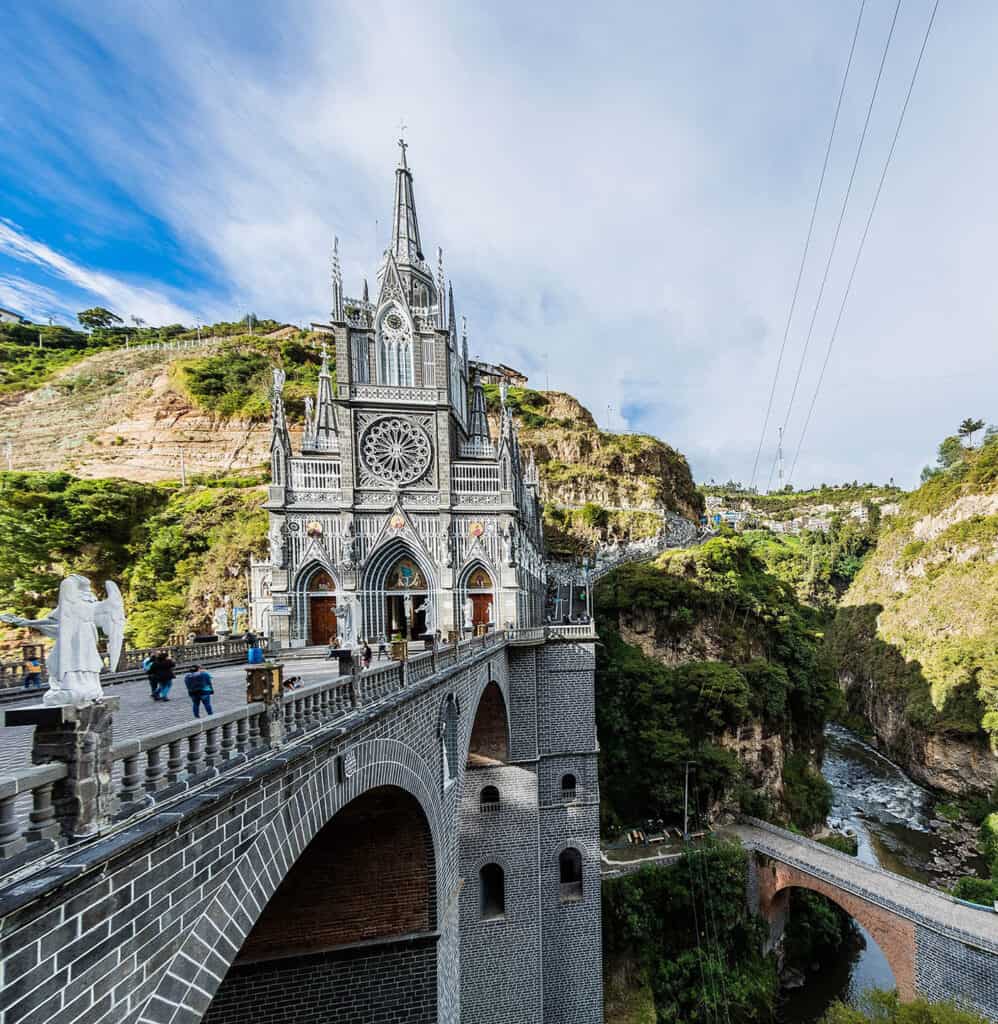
145, 745, 167, 792
5, 698, 121, 839
24, 781, 60, 844
0, 794, 26, 858
166, 739, 184, 785
119, 754, 145, 806
205, 726, 221, 769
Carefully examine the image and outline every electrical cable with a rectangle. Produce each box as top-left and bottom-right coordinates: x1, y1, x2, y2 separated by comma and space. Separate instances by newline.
765, 0, 904, 492
749, 0, 868, 491
787, 0, 941, 485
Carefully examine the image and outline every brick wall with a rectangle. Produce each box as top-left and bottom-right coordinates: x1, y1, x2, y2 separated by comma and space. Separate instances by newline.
203, 936, 437, 1024
467, 682, 509, 764
537, 644, 597, 755
237, 785, 435, 962
458, 762, 543, 1024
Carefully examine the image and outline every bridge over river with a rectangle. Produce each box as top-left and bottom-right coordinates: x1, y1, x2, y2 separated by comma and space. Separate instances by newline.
736, 818, 998, 1022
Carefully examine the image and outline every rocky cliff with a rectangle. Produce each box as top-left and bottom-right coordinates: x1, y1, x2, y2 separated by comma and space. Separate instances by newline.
595, 536, 836, 833
825, 438, 998, 795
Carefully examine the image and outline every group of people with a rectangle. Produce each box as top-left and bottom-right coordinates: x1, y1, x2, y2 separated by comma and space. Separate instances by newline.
143, 651, 214, 717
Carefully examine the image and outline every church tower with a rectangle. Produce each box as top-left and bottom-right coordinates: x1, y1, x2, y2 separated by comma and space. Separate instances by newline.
256, 140, 545, 648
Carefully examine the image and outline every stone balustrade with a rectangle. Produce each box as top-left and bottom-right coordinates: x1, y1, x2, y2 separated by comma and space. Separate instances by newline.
0, 626, 536, 882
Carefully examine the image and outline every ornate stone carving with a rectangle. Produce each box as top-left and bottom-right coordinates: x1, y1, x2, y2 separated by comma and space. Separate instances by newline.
359, 415, 433, 487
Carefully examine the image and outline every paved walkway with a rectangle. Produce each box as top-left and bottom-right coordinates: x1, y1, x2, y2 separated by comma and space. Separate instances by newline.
733, 822, 998, 951
0, 653, 367, 775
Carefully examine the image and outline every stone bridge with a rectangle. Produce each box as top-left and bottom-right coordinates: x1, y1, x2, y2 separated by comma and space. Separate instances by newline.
737, 818, 998, 1022
0, 627, 603, 1024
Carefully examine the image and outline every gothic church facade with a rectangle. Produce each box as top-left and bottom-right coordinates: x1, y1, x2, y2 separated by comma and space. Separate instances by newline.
254, 142, 546, 649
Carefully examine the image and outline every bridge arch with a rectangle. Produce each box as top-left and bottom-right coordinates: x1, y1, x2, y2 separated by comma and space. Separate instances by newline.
461, 662, 511, 772
756, 856, 915, 1001
140, 737, 445, 1024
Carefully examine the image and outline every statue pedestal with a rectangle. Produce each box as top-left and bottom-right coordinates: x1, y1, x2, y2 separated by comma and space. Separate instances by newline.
5, 699, 121, 840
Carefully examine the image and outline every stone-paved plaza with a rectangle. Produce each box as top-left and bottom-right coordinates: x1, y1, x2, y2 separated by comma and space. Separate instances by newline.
0, 652, 345, 775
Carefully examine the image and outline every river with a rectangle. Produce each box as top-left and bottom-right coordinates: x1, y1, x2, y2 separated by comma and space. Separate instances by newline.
778, 724, 984, 1023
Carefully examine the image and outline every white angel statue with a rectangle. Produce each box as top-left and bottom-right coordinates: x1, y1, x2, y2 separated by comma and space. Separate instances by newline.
1, 575, 125, 705
336, 594, 357, 648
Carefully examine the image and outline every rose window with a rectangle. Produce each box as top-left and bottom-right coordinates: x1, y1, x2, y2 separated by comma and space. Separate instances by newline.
360, 416, 432, 485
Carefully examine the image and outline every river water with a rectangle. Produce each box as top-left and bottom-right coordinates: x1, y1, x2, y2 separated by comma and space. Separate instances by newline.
779, 724, 975, 1023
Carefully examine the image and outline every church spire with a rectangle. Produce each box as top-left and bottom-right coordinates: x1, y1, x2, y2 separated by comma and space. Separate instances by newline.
437, 247, 446, 329
447, 281, 456, 344
331, 236, 344, 322
390, 136, 424, 265
468, 371, 490, 445
304, 344, 338, 453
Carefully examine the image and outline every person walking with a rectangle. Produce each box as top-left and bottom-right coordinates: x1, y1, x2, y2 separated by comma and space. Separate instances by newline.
22, 654, 43, 690
184, 664, 214, 717
150, 651, 176, 701
361, 639, 373, 669
143, 653, 157, 699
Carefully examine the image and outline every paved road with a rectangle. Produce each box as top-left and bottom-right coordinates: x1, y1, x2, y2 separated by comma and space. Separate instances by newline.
733, 822, 998, 950
0, 653, 362, 775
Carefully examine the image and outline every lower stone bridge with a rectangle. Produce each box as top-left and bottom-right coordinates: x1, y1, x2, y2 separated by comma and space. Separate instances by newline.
0, 627, 603, 1024
737, 818, 998, 1022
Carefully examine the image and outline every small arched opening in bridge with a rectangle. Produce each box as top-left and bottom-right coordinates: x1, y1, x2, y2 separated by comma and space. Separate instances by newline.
466, 681, 509, 769
758, 858, 912, 1003
204, 785, 438, 1024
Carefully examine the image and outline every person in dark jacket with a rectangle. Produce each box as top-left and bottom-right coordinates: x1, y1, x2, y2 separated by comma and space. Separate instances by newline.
184, 664, 214, 717
143, 654, 157, 698
150, 652, 175, 701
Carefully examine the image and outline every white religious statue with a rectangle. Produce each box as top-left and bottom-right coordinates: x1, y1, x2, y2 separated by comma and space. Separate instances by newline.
414, 597, 434, 635
0, 575, 125, 706
212, 604, 230, 635
463, 595, 474, 629
486, 601, 494, 624
269, 520, 286, 568
337, 594, 358, 648
403, 591, 414, 635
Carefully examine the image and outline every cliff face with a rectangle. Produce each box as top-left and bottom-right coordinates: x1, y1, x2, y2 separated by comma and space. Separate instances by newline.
825, 440, 998, 795
0, 344, 285, 481
490, 389, 702, 522
595, 537, 836, 833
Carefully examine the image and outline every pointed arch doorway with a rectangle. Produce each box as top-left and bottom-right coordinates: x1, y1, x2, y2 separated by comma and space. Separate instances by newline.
307, 568, 337, 646
384, 555, 429, 640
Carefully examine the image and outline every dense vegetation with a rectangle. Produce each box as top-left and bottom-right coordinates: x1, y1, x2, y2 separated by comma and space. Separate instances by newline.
821, 990, 988, 1023
0, 471, 267, 651
596, 535, 838, 832
170, 332, 327, 421
826, 428, 998, 749
603, 844, 777, 1023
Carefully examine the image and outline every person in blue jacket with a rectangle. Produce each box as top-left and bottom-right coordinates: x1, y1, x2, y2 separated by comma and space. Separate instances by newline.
184, 664, 214, 717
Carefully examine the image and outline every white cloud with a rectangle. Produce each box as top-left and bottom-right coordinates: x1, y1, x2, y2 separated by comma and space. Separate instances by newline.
5, 0, 996, 488
0, 220, 202, 325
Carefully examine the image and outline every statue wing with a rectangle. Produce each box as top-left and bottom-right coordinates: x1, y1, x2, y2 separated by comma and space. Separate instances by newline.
96, 581, 126, 670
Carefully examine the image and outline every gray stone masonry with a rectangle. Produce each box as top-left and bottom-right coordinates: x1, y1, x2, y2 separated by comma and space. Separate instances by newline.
0, 639, 604, 1024
7, 699, 120, 841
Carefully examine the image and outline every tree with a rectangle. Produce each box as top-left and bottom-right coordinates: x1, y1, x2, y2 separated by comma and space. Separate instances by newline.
77, 307, 123, 331
130, 316, 146, 329
822, 988, 988, 1022
936, 435, 965, 470
958, 417, 985, 448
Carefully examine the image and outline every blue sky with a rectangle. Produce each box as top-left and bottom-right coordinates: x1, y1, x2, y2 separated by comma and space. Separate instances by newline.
1, 0, 995, 489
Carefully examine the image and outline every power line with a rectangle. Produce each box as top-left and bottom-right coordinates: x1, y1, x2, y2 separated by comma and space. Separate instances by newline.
749, 0, 868, 491
788, 0, 941, 485
765, 0, 904, 492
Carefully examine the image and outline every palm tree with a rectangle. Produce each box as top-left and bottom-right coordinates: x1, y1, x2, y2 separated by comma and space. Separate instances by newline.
958, 417, 986, 448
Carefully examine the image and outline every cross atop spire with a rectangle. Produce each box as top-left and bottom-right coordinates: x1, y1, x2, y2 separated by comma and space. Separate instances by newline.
390, 135, 423, 265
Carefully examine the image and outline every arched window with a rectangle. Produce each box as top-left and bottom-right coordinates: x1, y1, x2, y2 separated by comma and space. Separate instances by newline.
561, 773, 577, 800
559, 848, 583, 902
480, 863, 505, 919
480, 785, 500, 814
377, 307, 413, 387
